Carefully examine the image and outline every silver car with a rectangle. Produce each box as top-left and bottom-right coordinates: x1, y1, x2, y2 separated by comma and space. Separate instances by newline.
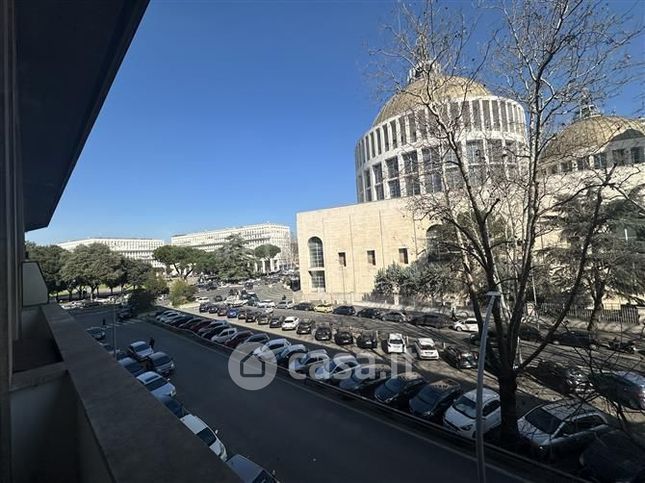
137, 371, 176, 398
128, 341, 154, 361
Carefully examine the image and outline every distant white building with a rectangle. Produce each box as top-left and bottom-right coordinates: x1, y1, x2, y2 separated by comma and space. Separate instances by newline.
171, 223, 292, 272
56, 238, 165, 269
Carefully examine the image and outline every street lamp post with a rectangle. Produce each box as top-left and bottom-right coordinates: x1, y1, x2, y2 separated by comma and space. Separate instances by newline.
475, 291, 500, 483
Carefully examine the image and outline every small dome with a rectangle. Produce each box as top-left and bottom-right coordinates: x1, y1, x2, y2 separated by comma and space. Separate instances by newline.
373, 76, 491, 127
542, 115, 645, 160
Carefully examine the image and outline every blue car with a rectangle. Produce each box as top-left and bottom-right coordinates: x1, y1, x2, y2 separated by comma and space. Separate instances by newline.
227, 307, 240, 318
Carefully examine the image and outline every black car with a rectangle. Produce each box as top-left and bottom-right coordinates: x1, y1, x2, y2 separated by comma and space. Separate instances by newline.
381, 311, 407, 323
410, 313, 452, 329
118, 357, 145, 377
86, 326, 106, 341
531, 360, 589, 395
580, 430, 645, 483
518, 324, 542, 342
442, 346, 477, 369
296, 320, 314, 335
292, 302, 314, 311
356, 308, 382, 319
552, 330, 599, 350
237, 309, 247, 320
356, 331, 378, 349
269, 316, 284, 329
408, 379, 463, 422
217, 306, 228, 316
257, 313, 269, 325
333, 305, 356, 316
246, 311, 258, 323
339, 364, 391, 397
144, 352, 175, 377
334, 329, 354, 346
208, 304, 219, 314
117, 307, 133, 319
199, 302, 212, 313
315, 326, 332, 341
158, 395, 188, 418
275, 344, 308, 367
590, 371, 645, 410
374, 372, 426, 409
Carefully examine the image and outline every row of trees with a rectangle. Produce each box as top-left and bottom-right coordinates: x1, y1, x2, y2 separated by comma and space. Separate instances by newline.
152, 235, 281, 281
26, 242, 167, 301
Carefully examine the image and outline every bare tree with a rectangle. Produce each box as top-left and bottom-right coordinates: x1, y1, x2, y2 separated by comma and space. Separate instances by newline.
371, 0, 643, 442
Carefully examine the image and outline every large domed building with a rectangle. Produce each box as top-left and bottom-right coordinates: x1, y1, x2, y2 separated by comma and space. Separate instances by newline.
354, 70, 527, 202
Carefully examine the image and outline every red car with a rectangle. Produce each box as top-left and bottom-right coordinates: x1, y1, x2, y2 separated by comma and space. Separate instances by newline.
224, 330, 254, 348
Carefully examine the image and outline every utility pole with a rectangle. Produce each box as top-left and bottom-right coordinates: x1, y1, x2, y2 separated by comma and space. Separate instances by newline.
475, 291, 500, 483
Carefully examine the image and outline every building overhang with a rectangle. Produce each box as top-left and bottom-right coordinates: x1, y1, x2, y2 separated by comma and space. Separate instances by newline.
17, 0, 149, 231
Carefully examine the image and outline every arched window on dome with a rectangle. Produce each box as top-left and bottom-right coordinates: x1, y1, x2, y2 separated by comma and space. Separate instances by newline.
308, 237, 324, 268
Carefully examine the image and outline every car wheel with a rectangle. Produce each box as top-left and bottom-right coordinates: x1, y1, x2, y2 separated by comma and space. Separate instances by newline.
455, 327, 462, 332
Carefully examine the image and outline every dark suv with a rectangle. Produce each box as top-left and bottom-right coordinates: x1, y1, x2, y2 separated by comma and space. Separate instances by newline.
531, 360, 589, 395
442, 346, 477, 369
334, 329, 354, 346
333, 305, 356, 316
552, 330, 599, 350
410, 313, 452, 329
356, 331, 378, 349
590, 371, 645, 410
409, 379, 463, 422
315, 325, 332, 341
292, 302, 314, 311
296, 320, 314, 334
356, 308, 382, 319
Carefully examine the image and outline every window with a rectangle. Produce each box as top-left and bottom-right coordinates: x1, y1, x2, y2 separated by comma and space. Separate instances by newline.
310, 271, 326, 290
499, 101, 507, 131
373, 164, 383, 184
338, 252, 346, 267
308, 237, 324, 268
403, 151, 418, 174
491, 100, 500, 130
472, 100, 482, 129
375, 184, 384, 200
376, 128, 382, 155
631, 146, 643, 164
417, 109, 427, 138
388, 179, 401, 198
399, 117, 407, 145
612, 149, 626, 166
560, 161, 572, 173
406, 177, 421, 196
408, 115, 417, 143
383, 124, 390, 151
466, 140, 484, 165
390, 120, 398, 148
386, 157, 399, 178
462, 102, 471, 129
366, 188, 373, 202
507, 103, 515, 133
593, 153, 607, 169
370, 132, 376, 158
488, 139, 504, 165
367, 250, 376, 265
482, 100, 491, 129
398, 248, 409, 264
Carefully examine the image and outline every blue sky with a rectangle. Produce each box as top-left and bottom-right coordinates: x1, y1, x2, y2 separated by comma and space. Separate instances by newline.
27, 0, 643, 245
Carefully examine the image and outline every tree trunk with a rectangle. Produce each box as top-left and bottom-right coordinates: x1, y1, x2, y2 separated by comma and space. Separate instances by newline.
498, 373, 520, 447
110, 286, 114, 296
587, 283, 605, 332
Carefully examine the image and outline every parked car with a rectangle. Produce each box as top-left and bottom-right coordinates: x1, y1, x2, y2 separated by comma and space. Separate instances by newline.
217, 306, 229, 316
227, 307, 240, 318
256, 313, 269, 325
144, 351, 175, 376
356, 308, 382, 319
253, 339, 291, 360
414, 338, 439, 360
158, 395, 188, 418
127, 341, 154, 361
333, 305, 356, 316
607, 338, 642, 354
275, 344, 308, 367
590, 371, 645, 410
385, 333, 406, 354
552, 330, 599, 350
518, 399, 609, 458
195, 296, 210, 303
118, 357, 145, 377
237, 309, 248, 320
313, 303, 333, 313
199, 302, 212, 313
243, 333, 270, 346
203, 324, 232, 340
356, 330, 378, 349
531, 360, 589, 395
117, 307, 133, 319
269, 316, 284, 329
410, 313, 452, 329
86, 326, 106, 341
212, 327, 238, 344
290, 349, 329, 375
381, 311, 407, 323
409, 379, 463, 423
296, 319, 314, 335
226, 455, 277, 483
256, 300, 276, 308
442, 345, 477, 369
338, 364, 391, 397
313, 354, 360, 383
443, 388, 501, 438
579, 429, 645, 483
276, 300, 294, 309
292, 302, 314, 311
137, 371, 176, 398
245, 311, 258, 323
374, 372, 426, 409
180, 414, 227, 461
281, 316, 300, 331
451, 318, 479, 332
224, 330, 254, 348
334, 329, 354, 346
519, 324, 542, 342
199, 320, 228, 335
314, 325, 332, 342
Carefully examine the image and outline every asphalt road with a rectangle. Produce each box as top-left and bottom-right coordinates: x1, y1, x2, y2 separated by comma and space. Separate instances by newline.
74, 306, 525, 483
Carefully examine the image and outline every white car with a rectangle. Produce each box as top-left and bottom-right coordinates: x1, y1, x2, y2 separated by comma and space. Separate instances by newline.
253, 338, 291, 360
195, 296, 210, 303
211, 327, 238, 344
414, 338, 439, 360
386, 333, 406, 354
313, 354, 360, 383
256, 300, 276, 308
290, 350, 330, 374
136, 371, 176, 398
281, 316, 300, 330
180, 414, 227, 461
451, 318, 479, 332
277, 300, 294, 309
443, 388, 501, 438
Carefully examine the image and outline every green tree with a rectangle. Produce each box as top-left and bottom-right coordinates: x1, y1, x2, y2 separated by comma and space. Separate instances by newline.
122, 258, 153, 289
102, 253, 127, 295
26, 242, 68, 300
144, 272, 168, 296
153, 245, 203, 280
169, 279, 197, 307
217, 235, 255, 281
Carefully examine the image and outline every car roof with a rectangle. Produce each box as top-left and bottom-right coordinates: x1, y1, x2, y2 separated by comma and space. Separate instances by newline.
417, 338, 435, 345
393, 372, 423, 382
180, 414, 208, 433
118, 357, 139, 366
148, 351, 169, 361
538, 399, 603, 419
137, 371, 162, 383
388, 333, 403, 338
332, 353, 356, 361
226, 455, 267, 481
614, 371, 645, 386
268, 338, 288, 345
307, 349, 328, 357
284, 316, 298, 321
428, 378, 461, 391
130, 341, 148, 348
463, 388, 499, 402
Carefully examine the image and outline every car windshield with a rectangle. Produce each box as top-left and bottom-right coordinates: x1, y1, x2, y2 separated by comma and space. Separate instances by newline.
419, 342, 434, 349
154, 355, 171, 365
389, 339, 402, 345
417, 387, 440, 406
525, 408, 562, 435
453, 395, 477, 419
384, 377, 404, 392
146, 378, 168, 391
196, 427, 217, 447
134, 343, 150, 352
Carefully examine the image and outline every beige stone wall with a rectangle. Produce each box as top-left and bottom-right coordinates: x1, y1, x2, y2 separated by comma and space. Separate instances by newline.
297, 198, 433, 303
